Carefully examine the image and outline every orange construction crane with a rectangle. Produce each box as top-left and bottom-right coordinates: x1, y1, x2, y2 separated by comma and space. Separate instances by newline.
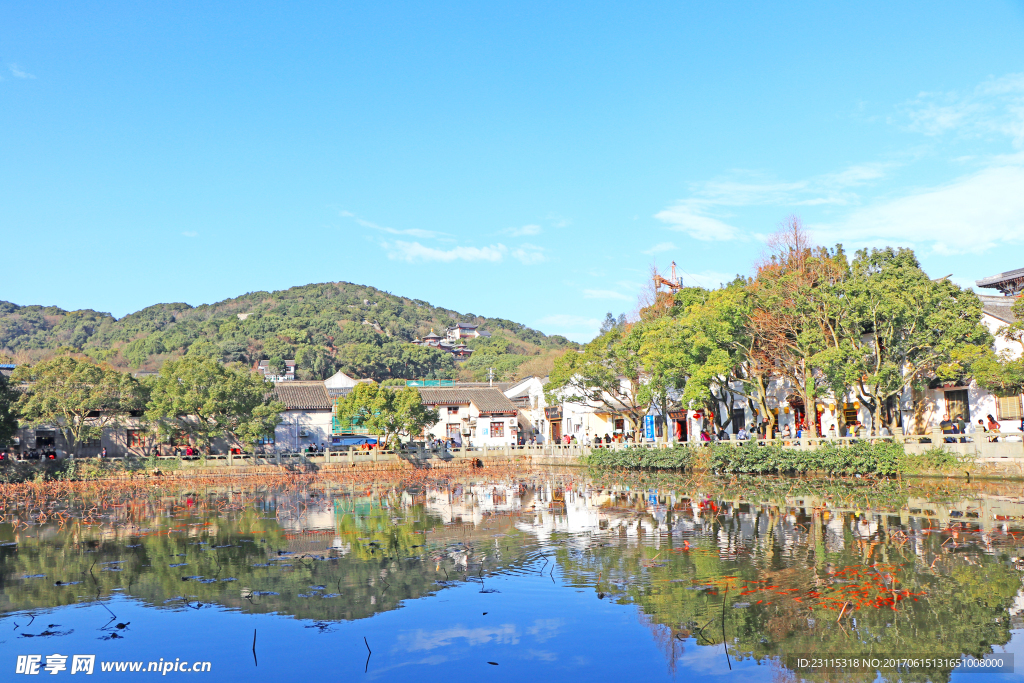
653, 261, 683, 293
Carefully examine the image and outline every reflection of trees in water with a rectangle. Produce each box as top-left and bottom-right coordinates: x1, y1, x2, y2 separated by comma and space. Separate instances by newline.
0, 480, 540, 623
555, 488, 1024, 683
1, 473, 1022, 683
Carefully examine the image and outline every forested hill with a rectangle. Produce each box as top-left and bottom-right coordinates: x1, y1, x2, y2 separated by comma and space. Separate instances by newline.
0, 282, 576, 382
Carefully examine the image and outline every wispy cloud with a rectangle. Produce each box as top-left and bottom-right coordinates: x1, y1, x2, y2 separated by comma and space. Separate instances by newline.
810, 159, 1024, 255
181, 231, 198, 237
9, 64, 35, 79
340, 210, 447, 240
582, 289, 633, 301
545, 214, 572, 228
534, 314, 602, 341
654, 204, 744, 241
678, 269, 739, 289
383, 240, 507, 263
641, 241, 677, 255
512, 243, 546, 265
653, 161, 898, 242
504, 224, 542, 237
899, 72, 1024, 146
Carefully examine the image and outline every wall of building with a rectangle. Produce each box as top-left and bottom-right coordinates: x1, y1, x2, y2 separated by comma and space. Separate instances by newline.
422, 402, 518, 447
274, 409, 333, 451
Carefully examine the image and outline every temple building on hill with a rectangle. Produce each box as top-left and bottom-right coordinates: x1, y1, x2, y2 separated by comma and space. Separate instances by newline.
410, 328, 475, 359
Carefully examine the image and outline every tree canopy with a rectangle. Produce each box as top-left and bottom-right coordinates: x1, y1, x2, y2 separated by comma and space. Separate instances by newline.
145, 356, 284, 451
12, 356, 142, 455
333, 383, 439, 448
548, 221, 1003, 437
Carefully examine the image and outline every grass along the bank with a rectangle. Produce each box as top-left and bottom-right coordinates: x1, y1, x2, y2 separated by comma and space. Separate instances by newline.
580, 441, 974, 477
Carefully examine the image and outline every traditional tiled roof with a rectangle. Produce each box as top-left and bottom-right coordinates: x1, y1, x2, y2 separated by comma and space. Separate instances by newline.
326, 386, 354, 399
980, 295, 1020, 324
417, 387, 518, 414
977, 267, 1024, 296
454, 381, 513, 391
272, 381, 332, 410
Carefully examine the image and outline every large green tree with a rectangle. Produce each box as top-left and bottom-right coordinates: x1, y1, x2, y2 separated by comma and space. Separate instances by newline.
12, 356, 142, 456
546, 326, 652, 434
145, 356, 284, 451
843, 248, 992, 433
334, 383, 439, 448
745, 221, 850, 436
0, 373, 20, 447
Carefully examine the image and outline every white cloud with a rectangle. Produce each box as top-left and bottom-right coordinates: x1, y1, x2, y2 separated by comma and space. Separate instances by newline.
534, 314, 602, 341
810, 161, 1024, 255
181, 231, 198, 237
383, 240, 507, 263
653, 161, 899, 242
340, 210, 447, 240
505, 224, 542, 237
678, 269, 738, 289
582, 289, 633, 301
398, 624, 519, 652
900, 72, 1024, 146
654, 204, 744, 241
512, 243, 545, 264
642, 241, 677, 255
9, 64, 35, 79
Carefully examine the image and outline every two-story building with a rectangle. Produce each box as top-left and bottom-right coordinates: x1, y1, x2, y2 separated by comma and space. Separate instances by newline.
418, 387, 519, 447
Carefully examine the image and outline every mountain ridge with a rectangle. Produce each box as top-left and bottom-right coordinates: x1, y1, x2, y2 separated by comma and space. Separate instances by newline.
0, 281, 576, 382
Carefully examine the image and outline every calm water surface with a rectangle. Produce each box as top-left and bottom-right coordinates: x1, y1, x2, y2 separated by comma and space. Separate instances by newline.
1, 470, 1023, 682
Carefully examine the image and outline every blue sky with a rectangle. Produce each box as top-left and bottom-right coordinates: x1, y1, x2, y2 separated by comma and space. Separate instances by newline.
3, 2, 1024, 342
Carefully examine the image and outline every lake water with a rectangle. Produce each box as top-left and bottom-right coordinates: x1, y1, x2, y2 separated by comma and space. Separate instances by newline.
1, 470, 1023, 682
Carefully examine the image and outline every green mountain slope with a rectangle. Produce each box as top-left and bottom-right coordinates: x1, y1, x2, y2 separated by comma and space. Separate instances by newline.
0, 282, 575, 382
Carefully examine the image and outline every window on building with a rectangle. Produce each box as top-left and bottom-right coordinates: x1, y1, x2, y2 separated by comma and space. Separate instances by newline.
81, 437, 101, 447
731, 408, 746, 434
997, 392, 1023, 420
944, 390, 970, 422
258, 434, 275, 445
36, 431, 56, 448
446, 424, 460, 438
843, 404, 858, 425
127, 430, 145, 447
447, 406, 460, 415
490, 421, 505, 438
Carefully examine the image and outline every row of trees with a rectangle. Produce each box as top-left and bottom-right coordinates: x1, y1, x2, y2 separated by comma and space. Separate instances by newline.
548, 221, 1024, 437
0, 355, 285, 456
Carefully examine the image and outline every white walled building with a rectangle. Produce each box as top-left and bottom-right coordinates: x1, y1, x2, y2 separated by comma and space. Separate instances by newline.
418, 387, 519, 447
272, 381, 334, 451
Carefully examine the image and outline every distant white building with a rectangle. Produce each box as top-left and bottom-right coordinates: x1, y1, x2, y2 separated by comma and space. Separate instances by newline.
445, 322, 490, 342
417, 387, 519, 447
271, 381, 333, 451
256, 359, 296, 382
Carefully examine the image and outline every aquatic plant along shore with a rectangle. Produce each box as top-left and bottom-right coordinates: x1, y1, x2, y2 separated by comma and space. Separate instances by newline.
1, 469, 1022, 681
581, 441, 987, 477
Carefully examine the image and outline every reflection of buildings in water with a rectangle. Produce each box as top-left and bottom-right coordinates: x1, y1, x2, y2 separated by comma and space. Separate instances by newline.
424, 483, 522, 525
270, 492, 337, 532
854, 516, 878, 539
825, 516, 846, 553
1010, 589, 1024, 630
